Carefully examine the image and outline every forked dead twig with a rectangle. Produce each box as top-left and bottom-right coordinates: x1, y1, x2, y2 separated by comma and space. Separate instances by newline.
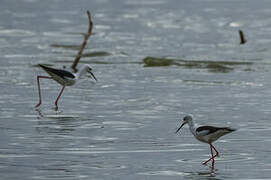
71, 10, 93, 71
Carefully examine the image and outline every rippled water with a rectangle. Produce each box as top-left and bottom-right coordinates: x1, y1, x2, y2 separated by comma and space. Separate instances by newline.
1, 0, 271, 179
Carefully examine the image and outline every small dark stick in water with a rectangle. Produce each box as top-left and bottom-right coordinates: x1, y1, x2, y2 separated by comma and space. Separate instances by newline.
239, 30, 247, 44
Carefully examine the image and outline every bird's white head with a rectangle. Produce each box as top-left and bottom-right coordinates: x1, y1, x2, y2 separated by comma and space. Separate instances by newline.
175, 115, 193, 133
78, 64, 97, 81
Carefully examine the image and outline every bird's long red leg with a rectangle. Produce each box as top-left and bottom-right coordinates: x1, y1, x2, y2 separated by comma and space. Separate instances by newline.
35, 76, 52, 108
210, 144, 219, 157
54, 86, 65, 110
210, 144, 215, 168
203, 144, 214, 165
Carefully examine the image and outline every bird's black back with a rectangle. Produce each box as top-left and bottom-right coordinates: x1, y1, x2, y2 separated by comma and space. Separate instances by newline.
39, 64, 75, 79
196, 126, 235, 135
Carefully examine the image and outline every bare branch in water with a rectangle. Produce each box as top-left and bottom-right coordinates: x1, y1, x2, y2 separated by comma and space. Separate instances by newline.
71, 10, 93, 71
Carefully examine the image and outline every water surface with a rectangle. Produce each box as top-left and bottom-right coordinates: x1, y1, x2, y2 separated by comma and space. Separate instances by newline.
1, 0, 271, 179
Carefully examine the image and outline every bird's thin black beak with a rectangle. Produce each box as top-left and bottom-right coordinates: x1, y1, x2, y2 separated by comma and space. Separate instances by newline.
89, 71, 97, 82
175, 122, 185, 134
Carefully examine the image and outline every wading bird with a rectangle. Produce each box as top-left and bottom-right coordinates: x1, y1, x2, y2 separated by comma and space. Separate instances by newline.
176, 115, 235, 169
35, 64, 97, 110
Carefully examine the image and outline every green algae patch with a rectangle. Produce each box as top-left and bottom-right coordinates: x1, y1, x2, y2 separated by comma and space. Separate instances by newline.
143, 56, 253, 73
51, 44, 112, 58
143, 57, 177, 67
81, 51, 112, 58
206, 63, 234, 73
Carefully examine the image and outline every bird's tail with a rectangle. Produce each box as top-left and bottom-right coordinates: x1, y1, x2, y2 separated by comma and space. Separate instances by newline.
225, 127, 236, 132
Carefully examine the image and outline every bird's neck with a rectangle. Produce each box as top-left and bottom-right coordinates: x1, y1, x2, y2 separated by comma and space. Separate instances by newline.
188, 120, 197, 136
76, 66, 88, 78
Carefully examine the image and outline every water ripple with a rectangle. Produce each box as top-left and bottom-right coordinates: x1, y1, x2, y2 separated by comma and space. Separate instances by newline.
0, 29, 35, 37
138, 170, 189, 176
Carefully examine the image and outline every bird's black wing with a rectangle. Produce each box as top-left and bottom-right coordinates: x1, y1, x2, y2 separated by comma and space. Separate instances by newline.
196, 126, 235, 135
39, 64, 75, 79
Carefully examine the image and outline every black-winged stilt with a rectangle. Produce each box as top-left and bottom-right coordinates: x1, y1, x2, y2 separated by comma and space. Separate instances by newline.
35, 64, 97, 110
176, 115, 235, 168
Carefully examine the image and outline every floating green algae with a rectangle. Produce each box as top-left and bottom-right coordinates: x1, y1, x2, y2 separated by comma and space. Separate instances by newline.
143, 56, 253, 73
143, 57, 177, 67
50, 44, 112, 58
206, 63, 234, 73
51, 44, 112, 57
81, 51, 112, 57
